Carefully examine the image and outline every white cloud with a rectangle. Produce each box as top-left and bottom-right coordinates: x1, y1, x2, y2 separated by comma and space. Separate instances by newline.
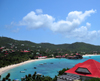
52, 9, 95, 33
19, 9, 95, 31
5, 21, 16, 29
50, 20, 80, 33
65, 23, 99, 42
86, 22, 91, 29
18, 9, 99, 42
36, 9, 43, 14
66, 9, 96, 22
19, 11, 55, 29
12, 28, 20, 33
98, 30, 100, 36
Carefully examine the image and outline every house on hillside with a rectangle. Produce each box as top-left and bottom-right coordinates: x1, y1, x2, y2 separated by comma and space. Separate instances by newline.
21, 50, 30, 53
0, 48, 2, 52
57, 59, 100, 81
67, 53, 83, 59
55, 55, 62, 58
38, 56, 47, 59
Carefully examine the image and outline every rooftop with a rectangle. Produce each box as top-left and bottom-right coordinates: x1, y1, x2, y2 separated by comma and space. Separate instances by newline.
65, 59, 100, 78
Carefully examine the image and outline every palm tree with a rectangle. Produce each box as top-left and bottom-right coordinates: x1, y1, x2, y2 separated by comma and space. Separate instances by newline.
6, 73, 10, 80
0, 75, 1, 81
80, 75, 82, 81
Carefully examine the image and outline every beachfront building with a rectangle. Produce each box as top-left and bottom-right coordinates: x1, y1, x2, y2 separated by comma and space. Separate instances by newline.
57, 59, 100, 81
56, 55, 62, 58
0, 47, 2, 52
67, 54, 83, 59
38, 56, 47, 59
21, 50, 30, 53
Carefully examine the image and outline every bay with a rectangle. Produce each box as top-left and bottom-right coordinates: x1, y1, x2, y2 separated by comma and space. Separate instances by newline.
1, 55, 100, 80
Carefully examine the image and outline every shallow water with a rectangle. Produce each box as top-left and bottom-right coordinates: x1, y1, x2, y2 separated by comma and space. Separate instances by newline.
1, 55, 100, 80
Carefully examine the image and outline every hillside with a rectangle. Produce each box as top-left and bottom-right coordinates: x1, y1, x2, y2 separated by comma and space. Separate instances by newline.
0, 36, 100, 52
67, 42, 100, 52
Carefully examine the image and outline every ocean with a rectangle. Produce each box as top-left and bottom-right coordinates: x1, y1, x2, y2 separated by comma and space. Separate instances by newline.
1, 55, 100, 80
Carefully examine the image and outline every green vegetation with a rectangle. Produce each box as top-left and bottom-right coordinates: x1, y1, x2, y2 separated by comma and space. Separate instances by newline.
0, 67, 70, 81
1, 67, 100, 81
0, 36, 99, 68
1, 72, 57, 81
2, 73, 11, 81
0, 51, 35, 68
85, 78, 100, 81
1, 37, 100, 81
58, 68, 69, 75
0, 36, 100, 53
21, 72, 57, 81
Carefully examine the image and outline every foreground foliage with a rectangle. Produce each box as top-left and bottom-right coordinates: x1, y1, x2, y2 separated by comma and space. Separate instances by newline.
1, 68, 100, 81
0, 67, 69, 81
85, 78, 100, 81
58, 68, 69, 75
1, 72, 57, 81
21, 72, 57, 81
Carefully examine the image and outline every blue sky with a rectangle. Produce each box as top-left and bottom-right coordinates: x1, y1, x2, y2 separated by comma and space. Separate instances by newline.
0, 0, 100, 45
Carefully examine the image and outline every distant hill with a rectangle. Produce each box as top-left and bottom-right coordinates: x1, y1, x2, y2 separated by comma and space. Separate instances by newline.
67, 42, 100, 52
0, 36, 100, 52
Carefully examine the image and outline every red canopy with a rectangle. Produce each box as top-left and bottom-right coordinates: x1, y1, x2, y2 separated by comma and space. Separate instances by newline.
65, 59, 100, 78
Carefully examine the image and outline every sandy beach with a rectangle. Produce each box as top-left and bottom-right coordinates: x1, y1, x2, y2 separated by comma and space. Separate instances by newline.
0, 58, 53, 75
83, 54, 100, 57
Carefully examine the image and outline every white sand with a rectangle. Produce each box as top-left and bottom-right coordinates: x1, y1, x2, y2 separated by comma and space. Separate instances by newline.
83, 54, 100, 56
0, 58, 53, 75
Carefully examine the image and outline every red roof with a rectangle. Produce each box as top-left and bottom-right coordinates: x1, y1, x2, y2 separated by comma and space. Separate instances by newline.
42, 56, 47, 58
62, 55, 65, 57
21, 50, 30, 52
67, 56, 74, 57
56, 55, 61, 58
5, 53, 8, 54
65, 59, 100, 78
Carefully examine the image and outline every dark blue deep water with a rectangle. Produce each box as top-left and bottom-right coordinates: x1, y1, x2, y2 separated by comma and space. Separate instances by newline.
1, 55, 100, 80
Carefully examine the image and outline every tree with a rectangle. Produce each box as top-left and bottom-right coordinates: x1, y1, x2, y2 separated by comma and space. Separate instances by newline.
2, 78, 6, 81
32, 72, 36, 80
52, 75, 57, 81
8, 79, 11, 81
0, 75, 1, 81
58, 68, 69, 75
6, 73, 10, 80
85, 78, 100, 81
28, 74, 32, 78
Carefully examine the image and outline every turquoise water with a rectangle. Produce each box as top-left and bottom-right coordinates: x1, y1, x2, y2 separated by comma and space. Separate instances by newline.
1, 55, 100, 80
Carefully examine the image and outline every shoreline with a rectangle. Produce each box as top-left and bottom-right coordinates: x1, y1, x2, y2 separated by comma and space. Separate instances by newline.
1, 55, 100, 75
0, 58, 54, 75
83, 54, 100, 56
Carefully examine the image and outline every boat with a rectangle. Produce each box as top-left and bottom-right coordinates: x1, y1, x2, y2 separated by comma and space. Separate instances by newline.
21, 77, 25, 79
40, 63, 43, 65
50, 63, 53, 64
36, 73, 42, 76
20, 71, 25, 73
34, 67, 36, 69
14, 79, 19, 81
44, 63, 47, 64
24, 69, 27, 70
